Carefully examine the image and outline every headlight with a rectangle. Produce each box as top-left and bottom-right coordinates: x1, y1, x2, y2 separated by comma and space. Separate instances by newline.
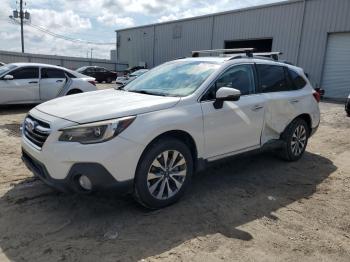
59, 116, 136, 144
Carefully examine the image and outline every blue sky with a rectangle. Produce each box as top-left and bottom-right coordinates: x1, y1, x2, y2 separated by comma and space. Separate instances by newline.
0, 0, 283, 59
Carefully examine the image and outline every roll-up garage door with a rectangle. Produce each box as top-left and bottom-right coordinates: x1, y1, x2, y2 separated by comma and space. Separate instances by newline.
321, 33, 350, 100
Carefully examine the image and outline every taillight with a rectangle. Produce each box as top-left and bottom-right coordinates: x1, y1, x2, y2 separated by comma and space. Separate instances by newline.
88, 80, 96, 86
313, 91, 321, 103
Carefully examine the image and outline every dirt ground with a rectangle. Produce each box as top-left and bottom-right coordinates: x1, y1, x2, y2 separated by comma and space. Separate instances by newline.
0, 89, 349, 261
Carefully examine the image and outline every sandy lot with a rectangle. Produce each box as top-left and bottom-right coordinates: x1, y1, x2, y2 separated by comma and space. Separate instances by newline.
0, 89, 349, 261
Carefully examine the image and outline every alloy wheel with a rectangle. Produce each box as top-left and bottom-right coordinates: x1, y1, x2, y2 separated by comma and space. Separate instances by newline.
147, 150, 187, 200
291, 125, 307, 156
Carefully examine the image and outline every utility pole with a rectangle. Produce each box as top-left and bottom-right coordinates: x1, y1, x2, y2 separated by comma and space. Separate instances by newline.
10, 0, 30, 53
20, 0, 24, 53
90, 48, 93, 60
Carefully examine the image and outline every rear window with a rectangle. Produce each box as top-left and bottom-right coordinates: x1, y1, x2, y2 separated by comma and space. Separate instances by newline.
41, 68, 66, 78
288, 68, 307, 89
257, 64, 292, 93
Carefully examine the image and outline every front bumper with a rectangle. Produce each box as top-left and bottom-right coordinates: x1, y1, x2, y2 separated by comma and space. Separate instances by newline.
22, 150, 133, 193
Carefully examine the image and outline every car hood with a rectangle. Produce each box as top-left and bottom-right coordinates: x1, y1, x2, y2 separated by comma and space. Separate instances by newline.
35, 89, 181, 124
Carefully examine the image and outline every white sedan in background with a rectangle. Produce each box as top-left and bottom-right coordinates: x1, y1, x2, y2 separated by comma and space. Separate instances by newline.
0, 63, 97, 105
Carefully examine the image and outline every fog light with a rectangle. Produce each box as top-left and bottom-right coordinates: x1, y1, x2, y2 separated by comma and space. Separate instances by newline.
79, 175, 92, 191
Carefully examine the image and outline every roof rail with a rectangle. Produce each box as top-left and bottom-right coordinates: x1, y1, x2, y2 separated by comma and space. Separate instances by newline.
192, 48, 255, 58
253, 52, 283, 61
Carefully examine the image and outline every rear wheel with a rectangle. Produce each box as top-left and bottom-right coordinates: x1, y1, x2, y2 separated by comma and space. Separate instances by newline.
279, 118, 309, 161
134, 138, 193, 209
106, 77, 112, 83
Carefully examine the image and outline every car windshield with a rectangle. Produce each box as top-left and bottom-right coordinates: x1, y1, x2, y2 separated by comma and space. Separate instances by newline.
0, 65, 17, 76
124, 61, 220, 97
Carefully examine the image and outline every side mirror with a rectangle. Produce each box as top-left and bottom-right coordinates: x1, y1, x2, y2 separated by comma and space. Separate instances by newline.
3, 74, 14, 80
214, 87, 241, 109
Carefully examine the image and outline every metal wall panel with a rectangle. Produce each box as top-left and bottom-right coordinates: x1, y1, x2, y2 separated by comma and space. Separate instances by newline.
117, 26, 155, 67
154, 17, 213, 65
212, 1, 304, 64
0, 50, 120, 71
298, 0, 350, 89
321, 33, 350, 99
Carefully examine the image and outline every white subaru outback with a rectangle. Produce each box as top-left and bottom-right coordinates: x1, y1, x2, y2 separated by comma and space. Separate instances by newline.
21, 51, 320, 209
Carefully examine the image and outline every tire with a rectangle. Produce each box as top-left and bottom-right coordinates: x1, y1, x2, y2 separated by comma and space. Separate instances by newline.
66, 89, 82, 95
106, 77, 112, 84
279, 118, 309, 161
97, 80, 102, 83
134, 138, 194, 209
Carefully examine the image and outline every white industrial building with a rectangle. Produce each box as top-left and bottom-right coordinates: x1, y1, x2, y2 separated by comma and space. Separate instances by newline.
116, 0, 350, 99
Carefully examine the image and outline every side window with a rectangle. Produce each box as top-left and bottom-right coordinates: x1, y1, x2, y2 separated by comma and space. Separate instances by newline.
99, 68, 107, 72
11, 67, 39, 79
41, 68, 66, 79
86, 68, 94, 73
257, 64, 291, 93
65, 71, 76, 78
288, 68, 307, 90
203, 64, 255, 100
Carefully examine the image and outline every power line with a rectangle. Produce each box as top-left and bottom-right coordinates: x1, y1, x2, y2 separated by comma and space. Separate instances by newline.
8, 17, 116, 46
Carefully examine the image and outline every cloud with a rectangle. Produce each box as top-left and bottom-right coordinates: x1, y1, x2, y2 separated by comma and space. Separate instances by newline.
97, 12, 135, 27
30, 9, 91, 33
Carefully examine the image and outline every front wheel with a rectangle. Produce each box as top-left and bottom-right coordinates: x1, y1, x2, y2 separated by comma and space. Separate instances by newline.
134, 138, 193, 209
279, 118, 309, 161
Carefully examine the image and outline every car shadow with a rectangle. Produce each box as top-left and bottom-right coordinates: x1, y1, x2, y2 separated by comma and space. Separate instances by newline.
0, 151, 336, 261
0, 105, 35, 115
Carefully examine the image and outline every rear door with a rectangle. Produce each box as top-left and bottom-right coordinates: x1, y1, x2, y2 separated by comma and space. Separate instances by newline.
255, 64, 308, 142
0, 67, 39, 104
201, 64, 266, 158
40, 68, 67, 101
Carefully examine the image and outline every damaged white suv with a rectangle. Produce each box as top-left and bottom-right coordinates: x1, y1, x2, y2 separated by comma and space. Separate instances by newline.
21, 50, 320, 209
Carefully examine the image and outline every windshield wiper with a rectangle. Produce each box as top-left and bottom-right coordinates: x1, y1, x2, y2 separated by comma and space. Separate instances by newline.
129, 90, 166, 96
115, 84, 125, 90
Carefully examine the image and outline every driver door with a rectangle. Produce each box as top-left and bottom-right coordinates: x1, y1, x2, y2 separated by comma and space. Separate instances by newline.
0, 67, 40, 104
200, 64, 266, 159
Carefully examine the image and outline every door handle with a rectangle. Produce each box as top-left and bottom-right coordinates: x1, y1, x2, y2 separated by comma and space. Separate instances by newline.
290, 99, 299, 103
56, 80, 63, 83
252, 105, 264, 111
28, 81, 38, 84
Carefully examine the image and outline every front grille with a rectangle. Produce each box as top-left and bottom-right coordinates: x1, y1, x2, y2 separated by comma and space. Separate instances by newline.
24, 115, 51, 149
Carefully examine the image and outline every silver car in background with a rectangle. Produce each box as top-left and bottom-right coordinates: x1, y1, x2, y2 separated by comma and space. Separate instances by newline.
116, 69, 149, 87
0, 63, 97, 105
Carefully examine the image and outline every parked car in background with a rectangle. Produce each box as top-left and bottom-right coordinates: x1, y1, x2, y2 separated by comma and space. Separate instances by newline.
0, 61, 5, 67
76, 66, 117, 83
21, 50, 320, 209
121, 66, 146, 76
345, 94, 350, 116
0, 63, 97, 105
116, 69, 149, 86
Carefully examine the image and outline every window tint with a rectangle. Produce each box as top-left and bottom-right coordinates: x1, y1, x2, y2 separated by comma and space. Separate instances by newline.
12, 67, 39, 79
41, 68, 65, 78
288, 68, 307, 89
203, 64, 255, 100
257, 64, 290, 93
